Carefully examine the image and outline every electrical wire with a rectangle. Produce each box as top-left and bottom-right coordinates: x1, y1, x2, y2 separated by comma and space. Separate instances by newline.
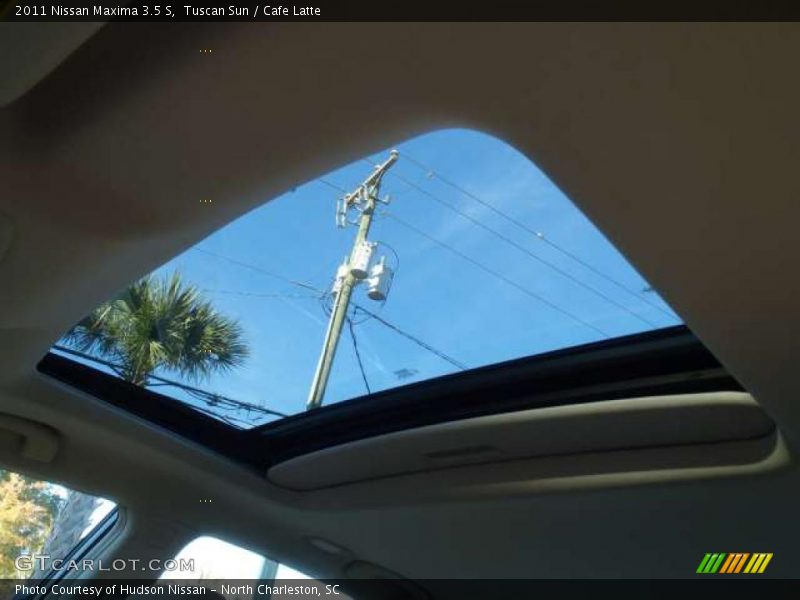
52, 344, 288, 420
327, 163, 672, 327
193, 248, 322, 294
348, 317, 371, 394
382, 210, 609, 338
202, 288, 320, 300
399, 151, 679, 321
316, 179, 469, 366
363, 157, 661, 328
374, 240, 400, 275
318, 178, 348, 193
352, 304, 468, 371
189, 250, 468, 373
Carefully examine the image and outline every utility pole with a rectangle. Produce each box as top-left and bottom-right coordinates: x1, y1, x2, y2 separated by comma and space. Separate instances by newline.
306, 150, 399, 410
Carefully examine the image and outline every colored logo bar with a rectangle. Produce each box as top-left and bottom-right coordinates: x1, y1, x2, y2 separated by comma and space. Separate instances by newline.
696, 553, 773, 574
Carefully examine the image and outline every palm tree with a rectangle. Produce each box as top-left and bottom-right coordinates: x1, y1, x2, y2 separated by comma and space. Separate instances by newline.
65, 273, 248, 386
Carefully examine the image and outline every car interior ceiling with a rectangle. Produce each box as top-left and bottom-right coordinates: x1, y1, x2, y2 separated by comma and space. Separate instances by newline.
1, 22, 799, 595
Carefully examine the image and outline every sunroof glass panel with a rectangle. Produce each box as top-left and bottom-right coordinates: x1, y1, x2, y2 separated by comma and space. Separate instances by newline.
53, 129, 680, 428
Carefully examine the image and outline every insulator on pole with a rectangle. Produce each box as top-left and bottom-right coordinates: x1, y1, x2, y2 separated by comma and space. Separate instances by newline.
367, 257, 394, 301
350, 241, 376, 279
331, 260, 349, 296
336, 198, 347, 228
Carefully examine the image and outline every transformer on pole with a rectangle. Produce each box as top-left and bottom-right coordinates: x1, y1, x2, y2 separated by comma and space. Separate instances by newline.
367, 257, 394, 301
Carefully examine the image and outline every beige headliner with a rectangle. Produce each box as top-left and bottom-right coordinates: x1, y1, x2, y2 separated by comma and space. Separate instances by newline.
1, 23, 799, 581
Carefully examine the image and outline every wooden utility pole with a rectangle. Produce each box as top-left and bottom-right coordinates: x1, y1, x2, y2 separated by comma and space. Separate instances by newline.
306, 150, 399, 410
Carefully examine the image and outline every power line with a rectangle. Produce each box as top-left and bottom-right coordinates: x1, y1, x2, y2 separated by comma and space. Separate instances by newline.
323, 173, 606, 336
191, 250, 468, 374
325, 164, 673, 327
202, 288, 320, 300
352, 304, 469, 371
318, 178, 348, 193
399, 151, 679, 321
52, 344, 288, 420
322, 174, 601, 356
193, 248, 322, 294
363, 157, 661, 328
382, 210, 609, 339
347, 317, 371, 394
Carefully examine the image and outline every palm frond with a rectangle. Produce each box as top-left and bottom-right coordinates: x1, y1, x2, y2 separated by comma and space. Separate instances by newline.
61, 271, 249, 385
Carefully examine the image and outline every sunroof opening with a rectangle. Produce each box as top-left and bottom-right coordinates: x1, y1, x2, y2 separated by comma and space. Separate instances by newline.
52, 129, 681, 428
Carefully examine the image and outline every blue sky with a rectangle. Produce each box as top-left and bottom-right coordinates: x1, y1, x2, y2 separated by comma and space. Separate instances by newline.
58, 129, 679, 427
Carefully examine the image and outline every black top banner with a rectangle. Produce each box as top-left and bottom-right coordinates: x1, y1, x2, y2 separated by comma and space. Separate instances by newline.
3, 0, 800, 22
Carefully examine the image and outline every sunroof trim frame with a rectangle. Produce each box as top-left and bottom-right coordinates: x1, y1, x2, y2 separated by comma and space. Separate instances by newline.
37, 325, 742, 471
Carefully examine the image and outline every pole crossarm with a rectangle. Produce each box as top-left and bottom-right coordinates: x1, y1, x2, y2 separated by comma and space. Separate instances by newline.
342, 151, 399, 214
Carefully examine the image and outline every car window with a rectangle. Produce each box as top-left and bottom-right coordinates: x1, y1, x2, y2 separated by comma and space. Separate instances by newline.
0, 468, 116, 582
160, 536, 350, 599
